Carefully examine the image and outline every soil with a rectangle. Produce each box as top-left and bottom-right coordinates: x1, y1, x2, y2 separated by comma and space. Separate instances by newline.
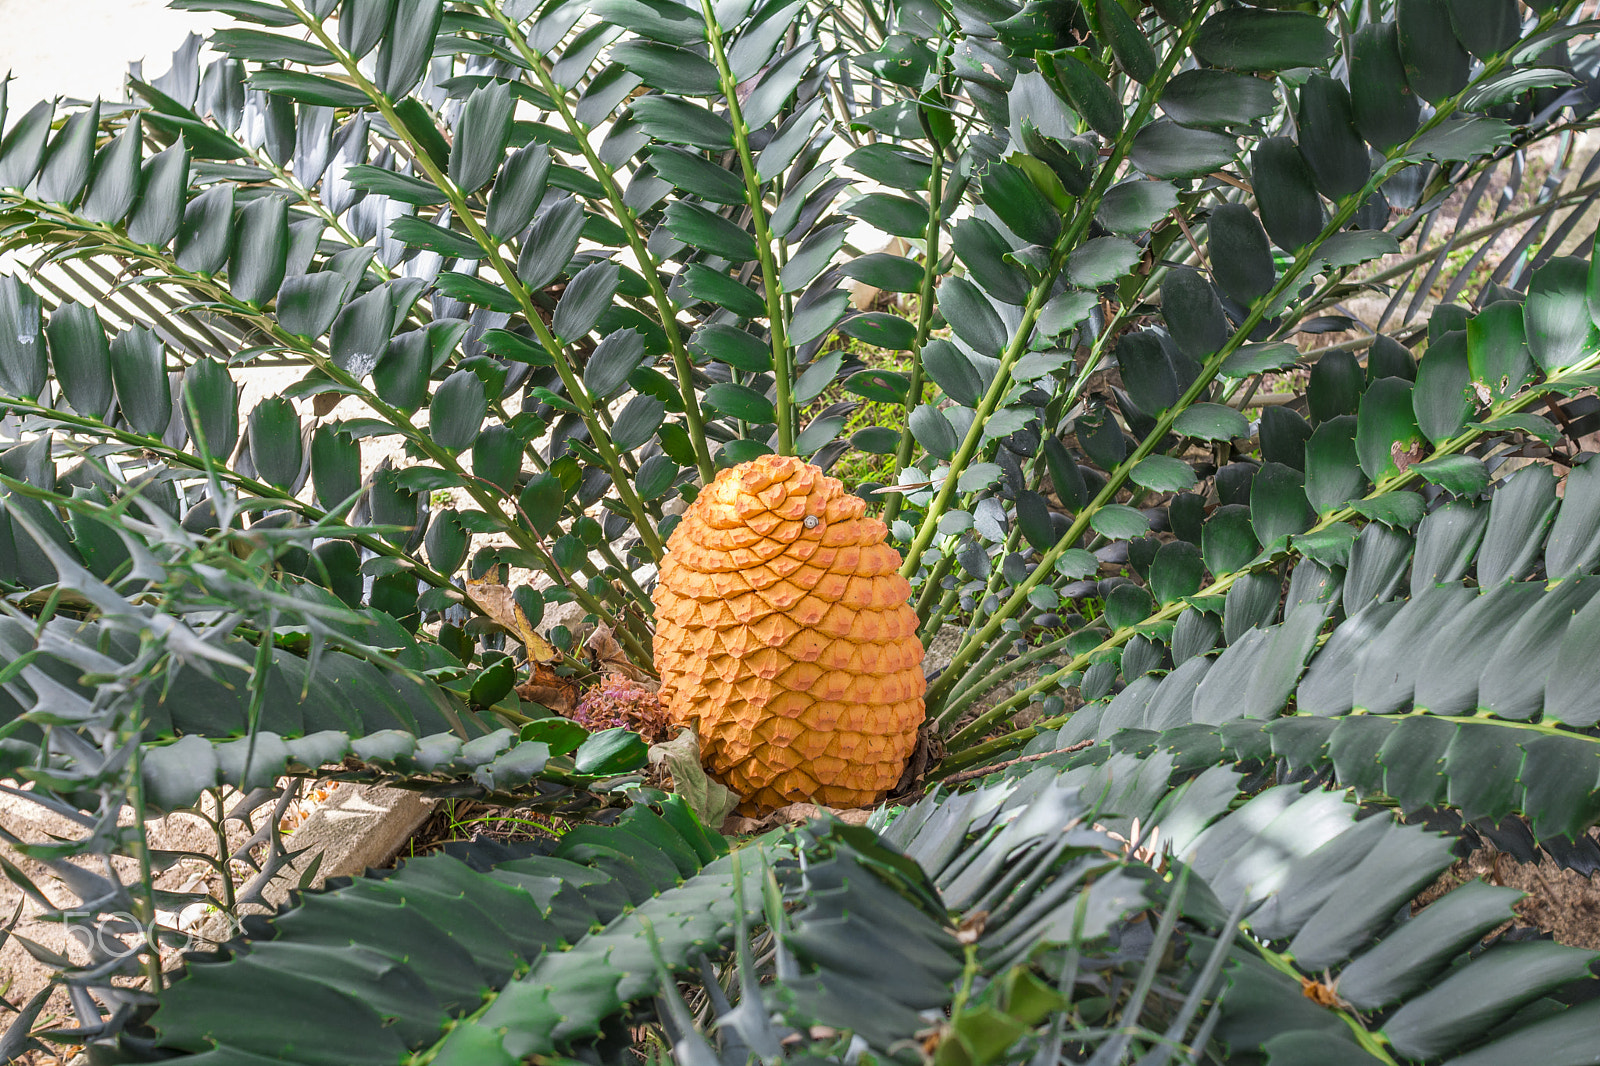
0, 787, 265, 1064
11, 1047, 74, 1066
1416, 835, 1600, 950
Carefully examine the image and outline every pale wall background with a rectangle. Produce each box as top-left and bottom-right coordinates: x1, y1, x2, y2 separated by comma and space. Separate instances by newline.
0, 0, 221, 106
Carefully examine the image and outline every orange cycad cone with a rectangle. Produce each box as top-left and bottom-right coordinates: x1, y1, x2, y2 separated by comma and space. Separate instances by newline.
652, 455, 925, 812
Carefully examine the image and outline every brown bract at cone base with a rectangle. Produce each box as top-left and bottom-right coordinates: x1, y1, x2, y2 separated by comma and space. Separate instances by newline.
652, 454, 926, 812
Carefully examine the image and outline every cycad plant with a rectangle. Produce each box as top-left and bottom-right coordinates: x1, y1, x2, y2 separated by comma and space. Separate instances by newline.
5, 0, 1600, 1055
96, 757, 1600, 1064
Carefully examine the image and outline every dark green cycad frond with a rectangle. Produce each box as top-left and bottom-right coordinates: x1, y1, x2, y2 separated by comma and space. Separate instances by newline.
900, 0, 1600, 752
1003, 447, 1600, 863
939, 281, 1600, 766
0, 466, 429, 1042
0, 0, 1593, 714
0, 451, 654, 1049
131, 757, 1600, 1063
140, 798, 735, 1064
0, 470, 650, 811
0, 0, 934, 668
886, 760, 1600, 1064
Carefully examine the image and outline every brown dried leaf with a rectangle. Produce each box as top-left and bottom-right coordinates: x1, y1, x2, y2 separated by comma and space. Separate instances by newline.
515, 663, 577, 716
466, 570, 560, 664
585, 625, 655, 685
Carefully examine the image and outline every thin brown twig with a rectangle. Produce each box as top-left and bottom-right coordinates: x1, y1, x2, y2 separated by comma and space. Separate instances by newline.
933, 741, 1095, 790
1172, 209, 1205, 264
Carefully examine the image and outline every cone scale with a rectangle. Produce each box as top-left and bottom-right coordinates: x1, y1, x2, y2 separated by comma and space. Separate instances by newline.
652, 455, 926, 812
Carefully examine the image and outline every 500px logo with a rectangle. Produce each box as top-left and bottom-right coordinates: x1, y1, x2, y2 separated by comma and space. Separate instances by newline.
55, 910, 238, 960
